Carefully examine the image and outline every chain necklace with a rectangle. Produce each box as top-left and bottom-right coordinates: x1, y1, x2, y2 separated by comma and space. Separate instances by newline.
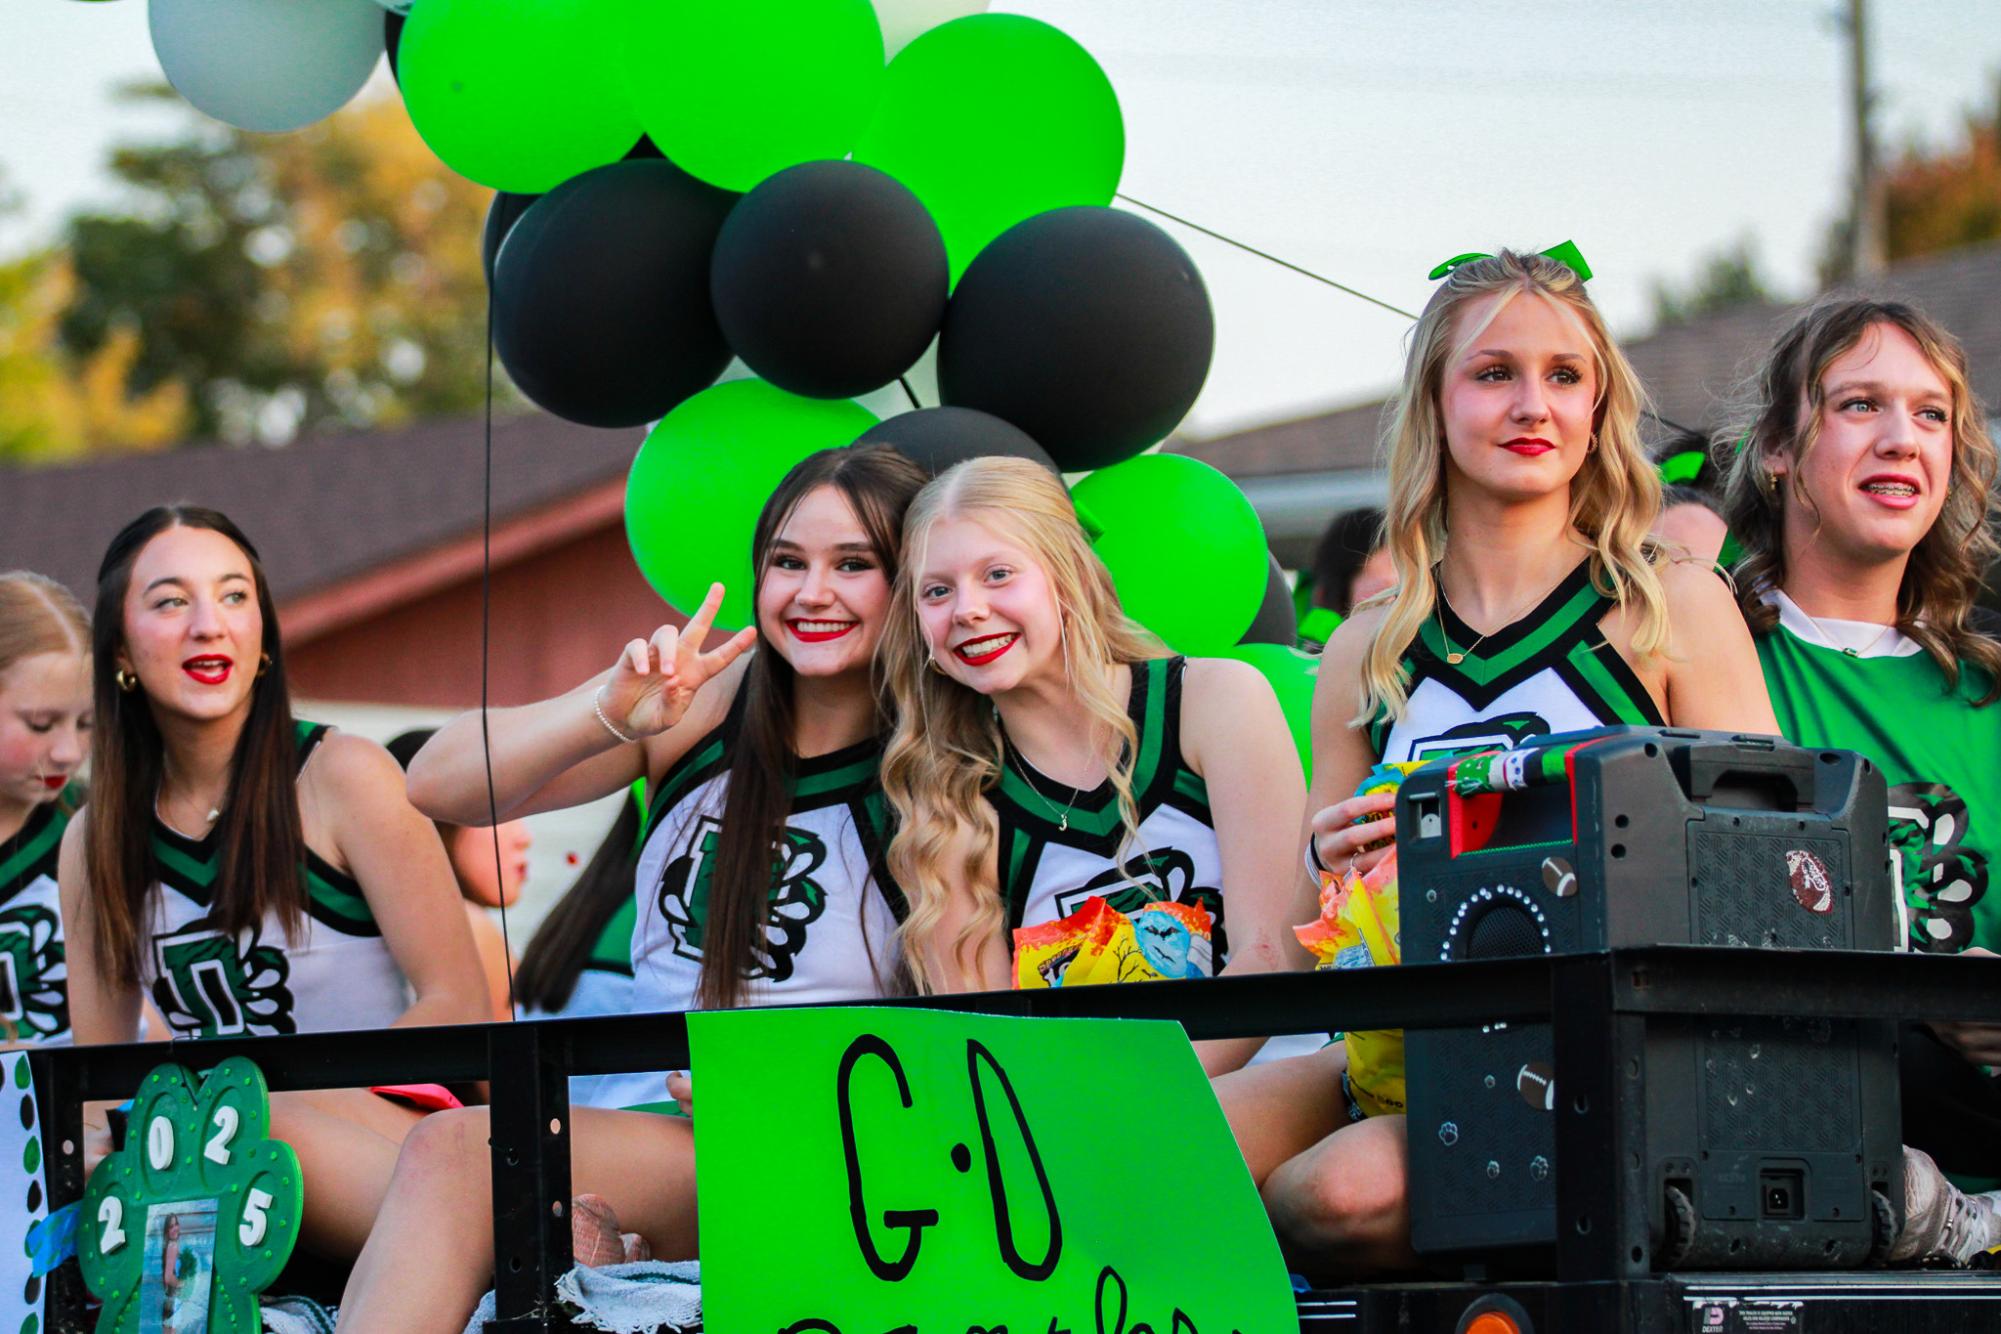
1012, 756, 1080, 833
154, 791, 222, 840
1436, 565, 1577, 666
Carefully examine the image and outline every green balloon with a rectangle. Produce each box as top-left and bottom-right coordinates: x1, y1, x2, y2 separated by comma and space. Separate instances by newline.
626, 379, 879, 629
1220, 643, 1319, 783
854, 14, 1122, 282
400, 0, 641, 193
1072, 454, 1266, 656
622, 0, 885, 193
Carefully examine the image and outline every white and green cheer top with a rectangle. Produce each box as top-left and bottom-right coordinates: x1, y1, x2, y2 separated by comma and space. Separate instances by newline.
1371, 559, 1665, 764
592, 689, 904, 1111
1758, 591, 2001, 956
997, 656, 1229, 976
0, 790, 76, 1044
139, 723, 408, 1038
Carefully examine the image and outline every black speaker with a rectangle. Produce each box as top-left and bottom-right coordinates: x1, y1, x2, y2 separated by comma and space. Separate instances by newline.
1401, 728, 1902, 1273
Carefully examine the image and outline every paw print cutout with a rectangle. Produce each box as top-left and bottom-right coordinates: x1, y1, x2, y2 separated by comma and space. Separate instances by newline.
78, 1058, 302, 1333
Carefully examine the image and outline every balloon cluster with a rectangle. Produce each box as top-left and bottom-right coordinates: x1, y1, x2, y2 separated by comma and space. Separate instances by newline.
142, 0, 1313, 746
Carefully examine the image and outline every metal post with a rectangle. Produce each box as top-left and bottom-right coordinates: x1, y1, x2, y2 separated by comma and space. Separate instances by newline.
1551, 954, 1649, 1285
484, 1023, 574, 1333
33, 1047, 89, 1333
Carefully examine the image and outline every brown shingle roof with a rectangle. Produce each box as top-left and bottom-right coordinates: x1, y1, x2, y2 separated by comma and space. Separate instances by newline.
1173, 239, 2001, 479
0, 412, 641, 607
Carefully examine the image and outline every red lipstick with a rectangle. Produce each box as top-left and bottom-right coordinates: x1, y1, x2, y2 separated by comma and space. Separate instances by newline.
182, 655, 233, 685
786, 619, 857, 644
1502, 437, 1556, 456
952, 633, 1019, 666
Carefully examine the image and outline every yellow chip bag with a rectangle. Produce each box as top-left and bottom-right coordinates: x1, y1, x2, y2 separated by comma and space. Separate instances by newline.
1014, 895, 1214, 989
1293, 853, 1405, 1116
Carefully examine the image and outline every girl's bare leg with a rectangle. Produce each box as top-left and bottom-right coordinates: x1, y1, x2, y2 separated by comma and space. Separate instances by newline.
337, 1106, 698, 1334
1262, 1114, 1419, 1280
267, 1089, 423, 1259
1211, 1041, 1349, 1186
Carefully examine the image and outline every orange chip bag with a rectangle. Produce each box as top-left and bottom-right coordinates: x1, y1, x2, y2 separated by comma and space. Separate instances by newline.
1014, 895, 1214, 989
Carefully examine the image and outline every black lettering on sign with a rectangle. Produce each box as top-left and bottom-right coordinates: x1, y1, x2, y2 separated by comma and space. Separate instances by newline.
968, 1038, 1063, 1282
837, 1035, 940, 1281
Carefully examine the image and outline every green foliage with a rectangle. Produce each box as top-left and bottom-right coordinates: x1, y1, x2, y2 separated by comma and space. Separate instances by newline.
50, 84, 506, 451
1649, 237, 1773, 329
1880, 80, 2001, 262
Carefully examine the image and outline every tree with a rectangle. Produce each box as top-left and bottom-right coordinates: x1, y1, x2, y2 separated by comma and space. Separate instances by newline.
1649, 238, 1774, 329
0, 164, 188, 463
1820, 80, 2001, 283
56, 82, 511, 450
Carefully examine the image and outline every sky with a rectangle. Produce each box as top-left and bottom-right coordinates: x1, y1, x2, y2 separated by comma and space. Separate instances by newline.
3, 0, 1999, 437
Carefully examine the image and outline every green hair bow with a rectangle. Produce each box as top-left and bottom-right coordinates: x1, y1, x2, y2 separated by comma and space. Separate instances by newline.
1428, 239, 1592, 283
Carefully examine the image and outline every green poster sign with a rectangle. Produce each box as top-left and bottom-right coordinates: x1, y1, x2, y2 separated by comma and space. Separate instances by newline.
691, 1006, 1298, 1333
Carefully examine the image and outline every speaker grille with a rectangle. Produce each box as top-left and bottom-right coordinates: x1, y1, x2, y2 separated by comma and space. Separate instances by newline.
1699, 1017, 1862, 1152
1689, 829, 1850, 949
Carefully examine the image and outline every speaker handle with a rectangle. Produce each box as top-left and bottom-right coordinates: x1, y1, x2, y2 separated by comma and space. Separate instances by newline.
1683, 737, 1815, 812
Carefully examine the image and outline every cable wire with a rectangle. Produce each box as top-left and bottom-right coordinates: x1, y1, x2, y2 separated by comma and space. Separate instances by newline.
480, 296, 518, 1014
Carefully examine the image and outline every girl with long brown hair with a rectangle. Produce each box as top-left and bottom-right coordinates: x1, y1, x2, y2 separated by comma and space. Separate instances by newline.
0, 571, 92, 1046
1724, 296, 2001, 1263
1218, 249, 1778, 1280
880, 456, 1310, 1075
57, 506, 488, 1260
337, 444, 946, 1332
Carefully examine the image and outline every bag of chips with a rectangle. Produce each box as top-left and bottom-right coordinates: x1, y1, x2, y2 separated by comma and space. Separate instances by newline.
1014, 895, 1214, 989
1292, 759, 1422, 1117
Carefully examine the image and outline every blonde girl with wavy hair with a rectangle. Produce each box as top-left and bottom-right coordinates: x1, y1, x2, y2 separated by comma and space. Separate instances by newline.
1213, 248, 1779, 1281
882, 456, 1309, 1074
1721, 297, 2001, 1265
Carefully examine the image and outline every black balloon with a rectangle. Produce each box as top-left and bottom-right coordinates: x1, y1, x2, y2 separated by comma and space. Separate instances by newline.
481, 140, 674, 290
492, 159, 736, 430
854, 406, 1058, 479
385, 11, 405, 86
481, 191, 540, 288
939, 206, 1214, 472
1239, 551, 1298, 646
711, 160, 947, 399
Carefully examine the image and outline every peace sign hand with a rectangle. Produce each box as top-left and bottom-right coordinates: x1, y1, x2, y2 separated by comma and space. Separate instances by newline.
599, 583, 757, 740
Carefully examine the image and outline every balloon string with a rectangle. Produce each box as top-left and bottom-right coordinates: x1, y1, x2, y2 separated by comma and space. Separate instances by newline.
1115, 192, 1422, 321
480, 293, 518, 1016
898, 375, 922, 411
1113, 192, 1702, 440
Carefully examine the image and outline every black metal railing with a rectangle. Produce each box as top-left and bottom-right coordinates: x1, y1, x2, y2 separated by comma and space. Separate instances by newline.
29, 947, 2001, 1331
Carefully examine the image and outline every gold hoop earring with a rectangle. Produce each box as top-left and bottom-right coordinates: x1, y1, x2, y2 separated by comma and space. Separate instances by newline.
256, 652, 271, 679
115, 667, 138, 693
1586, 433, 1599, 454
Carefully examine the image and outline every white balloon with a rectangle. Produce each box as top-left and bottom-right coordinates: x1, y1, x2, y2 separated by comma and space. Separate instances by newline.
871, 0, 992, 58
149, 0, 387, 134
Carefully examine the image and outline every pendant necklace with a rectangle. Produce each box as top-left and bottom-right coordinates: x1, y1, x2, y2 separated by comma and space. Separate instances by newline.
1013, 758, 1078, 833
154, 792, 222, 840
1437, 566, 1575, 666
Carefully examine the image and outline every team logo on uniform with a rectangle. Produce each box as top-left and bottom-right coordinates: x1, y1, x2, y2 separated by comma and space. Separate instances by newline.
0, 904, 67, 1040
657, 815, 829, 983
151, 925, 296, 1038
1054, 848, 1227, 962
1408, 712, 1550, 761
1887, 781, 1988, 952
